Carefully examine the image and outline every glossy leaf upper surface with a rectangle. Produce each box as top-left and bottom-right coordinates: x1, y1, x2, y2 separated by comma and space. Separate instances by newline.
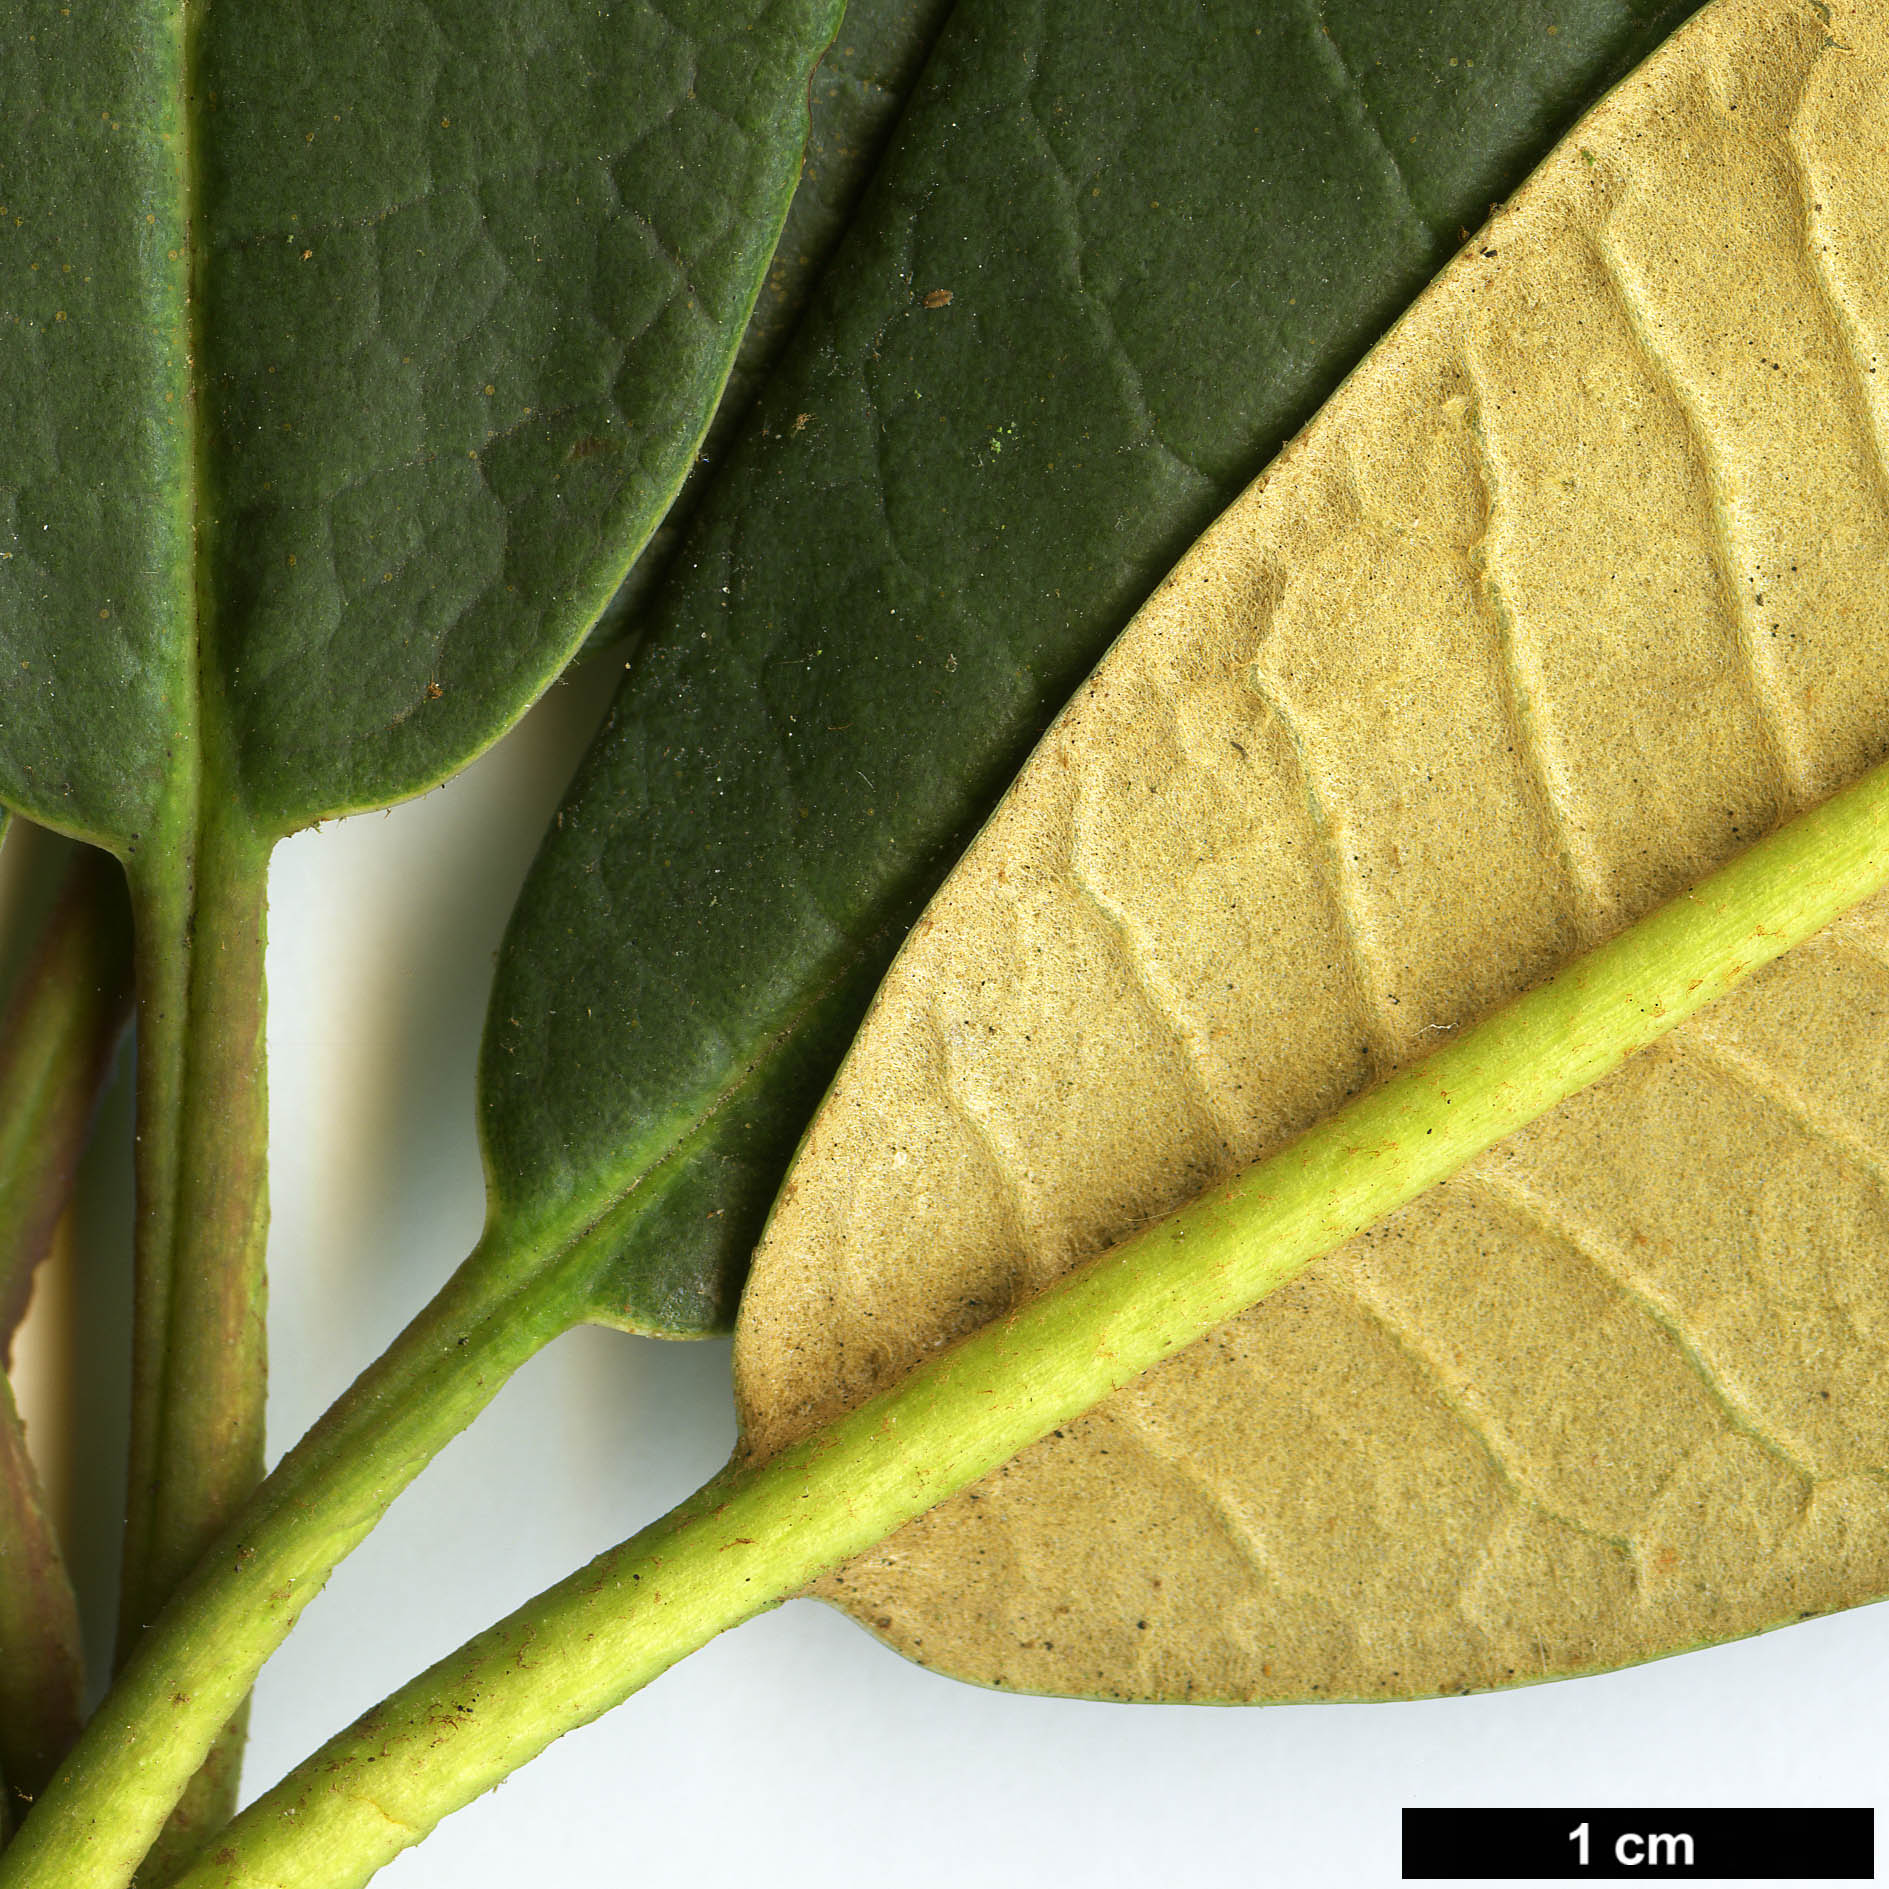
482, 0, 1701, 1332
736, 0, 1889, 1700
0, 0, 844, 846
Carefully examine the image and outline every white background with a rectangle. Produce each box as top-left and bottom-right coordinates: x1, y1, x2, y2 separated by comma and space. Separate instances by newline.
8, 644, 1886, 1888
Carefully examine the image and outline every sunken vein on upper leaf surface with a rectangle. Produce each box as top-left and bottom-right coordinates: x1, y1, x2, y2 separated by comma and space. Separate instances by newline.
193, 0, 828, 826
0, 1, 192, 844
736, 0, 1889, 1702
591, 0, 963, 644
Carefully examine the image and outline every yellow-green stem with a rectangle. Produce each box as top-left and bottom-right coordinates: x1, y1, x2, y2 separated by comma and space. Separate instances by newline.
0, 1209, 608, 1889
118, 796, 271, 1867
154, 749, 1889, 1889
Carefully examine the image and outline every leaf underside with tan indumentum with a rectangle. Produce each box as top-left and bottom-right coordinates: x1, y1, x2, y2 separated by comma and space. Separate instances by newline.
735, 0, 1889, 1704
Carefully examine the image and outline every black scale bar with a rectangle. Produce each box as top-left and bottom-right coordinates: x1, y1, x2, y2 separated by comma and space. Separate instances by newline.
1403, 1808, 1874, 1880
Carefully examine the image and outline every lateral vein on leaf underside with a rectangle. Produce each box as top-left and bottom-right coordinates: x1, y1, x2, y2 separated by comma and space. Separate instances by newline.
1109, 1401, 1299, 1639
1587, 229, 1811, 812
1334, 1267, 1643, 1581
1236, 667, 1399, 1075
1679, 1016, 1889, 1217
1817, 919, 1889, 983
1783, 110, 1889, 537
1113, 1396, 1296, 1599
1464, 1163, 1823, 1489
1457, 351, 1614, 942
923, 1007, 1047, 1298
1061, 852, 1242, 1160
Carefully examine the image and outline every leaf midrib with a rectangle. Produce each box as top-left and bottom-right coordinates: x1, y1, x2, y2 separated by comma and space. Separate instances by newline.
176, 0, 249, 871
125, 0, 211, 885
489, 894, 921, 1325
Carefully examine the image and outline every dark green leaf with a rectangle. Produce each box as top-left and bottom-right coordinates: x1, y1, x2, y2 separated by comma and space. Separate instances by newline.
592, 0, 960, 645
482, 0, 1706, 1335
0, 0, 847, 847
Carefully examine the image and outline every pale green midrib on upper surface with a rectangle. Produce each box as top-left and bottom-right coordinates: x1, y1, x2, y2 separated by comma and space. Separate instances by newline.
134, 0, 205, 872
139, 0, 202, 860
179, 0, 217, 853
168, 0, 252, 861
